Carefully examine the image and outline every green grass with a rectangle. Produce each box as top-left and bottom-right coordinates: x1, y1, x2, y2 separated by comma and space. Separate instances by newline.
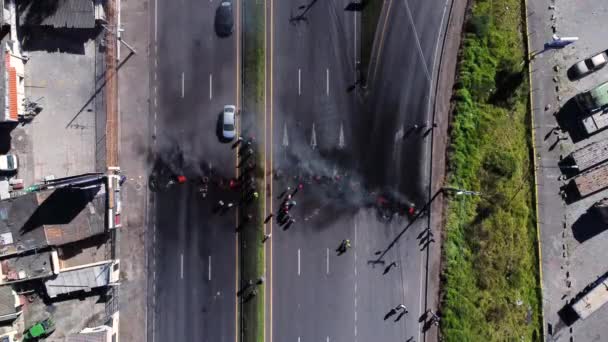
241, 1, 266, 342
440, 0, 543, 341
360, 0, 383, 78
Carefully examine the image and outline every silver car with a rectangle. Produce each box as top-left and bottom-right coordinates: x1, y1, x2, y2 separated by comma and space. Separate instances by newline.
572, 52, 608, 79
222, 105, 236, 140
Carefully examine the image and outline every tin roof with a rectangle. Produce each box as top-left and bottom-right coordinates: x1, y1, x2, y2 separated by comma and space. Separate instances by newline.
45, 261, 112, 298
571, 139, 608, 171
19, 0, 95, 29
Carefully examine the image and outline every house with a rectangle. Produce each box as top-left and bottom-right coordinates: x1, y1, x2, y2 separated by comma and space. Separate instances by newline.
0, 185, 106, 258
0, 249, 58, 284
0, 285, 21, 322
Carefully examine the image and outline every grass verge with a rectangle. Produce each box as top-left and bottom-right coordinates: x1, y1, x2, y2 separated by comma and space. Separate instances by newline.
360, 0, 383, 77
439, 0, 543, 340
241, 1, 265, 342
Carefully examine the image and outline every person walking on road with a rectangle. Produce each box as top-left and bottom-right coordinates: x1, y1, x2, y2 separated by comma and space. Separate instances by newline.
336, 239, 351, 254
396, 304, 408, 313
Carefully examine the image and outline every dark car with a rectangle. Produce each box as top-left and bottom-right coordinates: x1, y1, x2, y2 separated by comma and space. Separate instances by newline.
215, 1, 234, 37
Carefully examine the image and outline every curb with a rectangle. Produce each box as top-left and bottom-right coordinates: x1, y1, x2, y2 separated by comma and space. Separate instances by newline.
522, 0, 546, 339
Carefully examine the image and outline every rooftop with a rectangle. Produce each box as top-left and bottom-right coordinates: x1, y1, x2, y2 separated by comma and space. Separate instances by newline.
64, 330, 108, 342
41, 186, 106, 246
0, 250, 56, 283
0, 186, 106, 258
18, 0, 95, 29
0, 285, 18, 320
0, 192, 49, 257
45, 260, 116, 298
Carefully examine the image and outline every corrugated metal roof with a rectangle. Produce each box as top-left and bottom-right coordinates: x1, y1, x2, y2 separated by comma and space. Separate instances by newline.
571, 139, 608, 171
45, 261, 111, 298
19, 0, 95, 29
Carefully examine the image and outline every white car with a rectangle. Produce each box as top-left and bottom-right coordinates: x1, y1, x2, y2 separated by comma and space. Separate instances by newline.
222, 105, 236, 140
572, 52, 608, 79
0, 154, 18, 172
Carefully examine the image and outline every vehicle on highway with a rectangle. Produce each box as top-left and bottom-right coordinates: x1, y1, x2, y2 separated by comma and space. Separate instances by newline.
222, 105, 236, 140
0, 154, 18, 172
215, 1, 234, 37
570, 52, 608, 80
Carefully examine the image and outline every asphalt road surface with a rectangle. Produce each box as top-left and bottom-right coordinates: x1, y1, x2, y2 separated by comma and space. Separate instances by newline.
269, 0, 449, 342
150, 0, 240, 341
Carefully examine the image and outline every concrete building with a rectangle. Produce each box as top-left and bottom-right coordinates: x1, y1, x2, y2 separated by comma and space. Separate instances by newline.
0, 285, 20, 322
0, 186, 106, 258
46, 311, 119, 342
0, 249, 58, 284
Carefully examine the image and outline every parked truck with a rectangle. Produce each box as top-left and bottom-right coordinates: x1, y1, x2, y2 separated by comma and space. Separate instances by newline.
571, 274, 608, 320
575, 80, 608, 135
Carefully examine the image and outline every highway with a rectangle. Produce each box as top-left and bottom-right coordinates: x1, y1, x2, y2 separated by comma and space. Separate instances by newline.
150, 0, 240, 341
267, 0, 450, 342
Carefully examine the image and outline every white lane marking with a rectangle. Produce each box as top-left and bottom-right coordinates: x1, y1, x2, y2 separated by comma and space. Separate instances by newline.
180, 253, 184, 279
327, 337, 329, 342
209, 73, 213, 99
326, 248, 330, 274
310, 122, 317, 149
326, 68, 330, 95
154, 0, 158, 42
153, 125, 157, 136
298, 68, 301, 95
355, 310, 357, 322
154, 98, 157, 107
208, 255, 212, 281
402, 0, 431, 81
298, 248, 301, 276
338, 123, 345, 149
181, 72, 185, 98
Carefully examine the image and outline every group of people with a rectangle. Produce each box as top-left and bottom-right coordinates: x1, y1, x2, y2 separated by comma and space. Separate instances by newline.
275, 184, 303, 230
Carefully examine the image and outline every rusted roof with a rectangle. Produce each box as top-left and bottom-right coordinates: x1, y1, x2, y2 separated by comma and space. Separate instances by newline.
574, 163, 608, 197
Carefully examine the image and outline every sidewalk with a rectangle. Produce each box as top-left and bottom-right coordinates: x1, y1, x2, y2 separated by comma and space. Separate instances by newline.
116, 0, 151, 340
